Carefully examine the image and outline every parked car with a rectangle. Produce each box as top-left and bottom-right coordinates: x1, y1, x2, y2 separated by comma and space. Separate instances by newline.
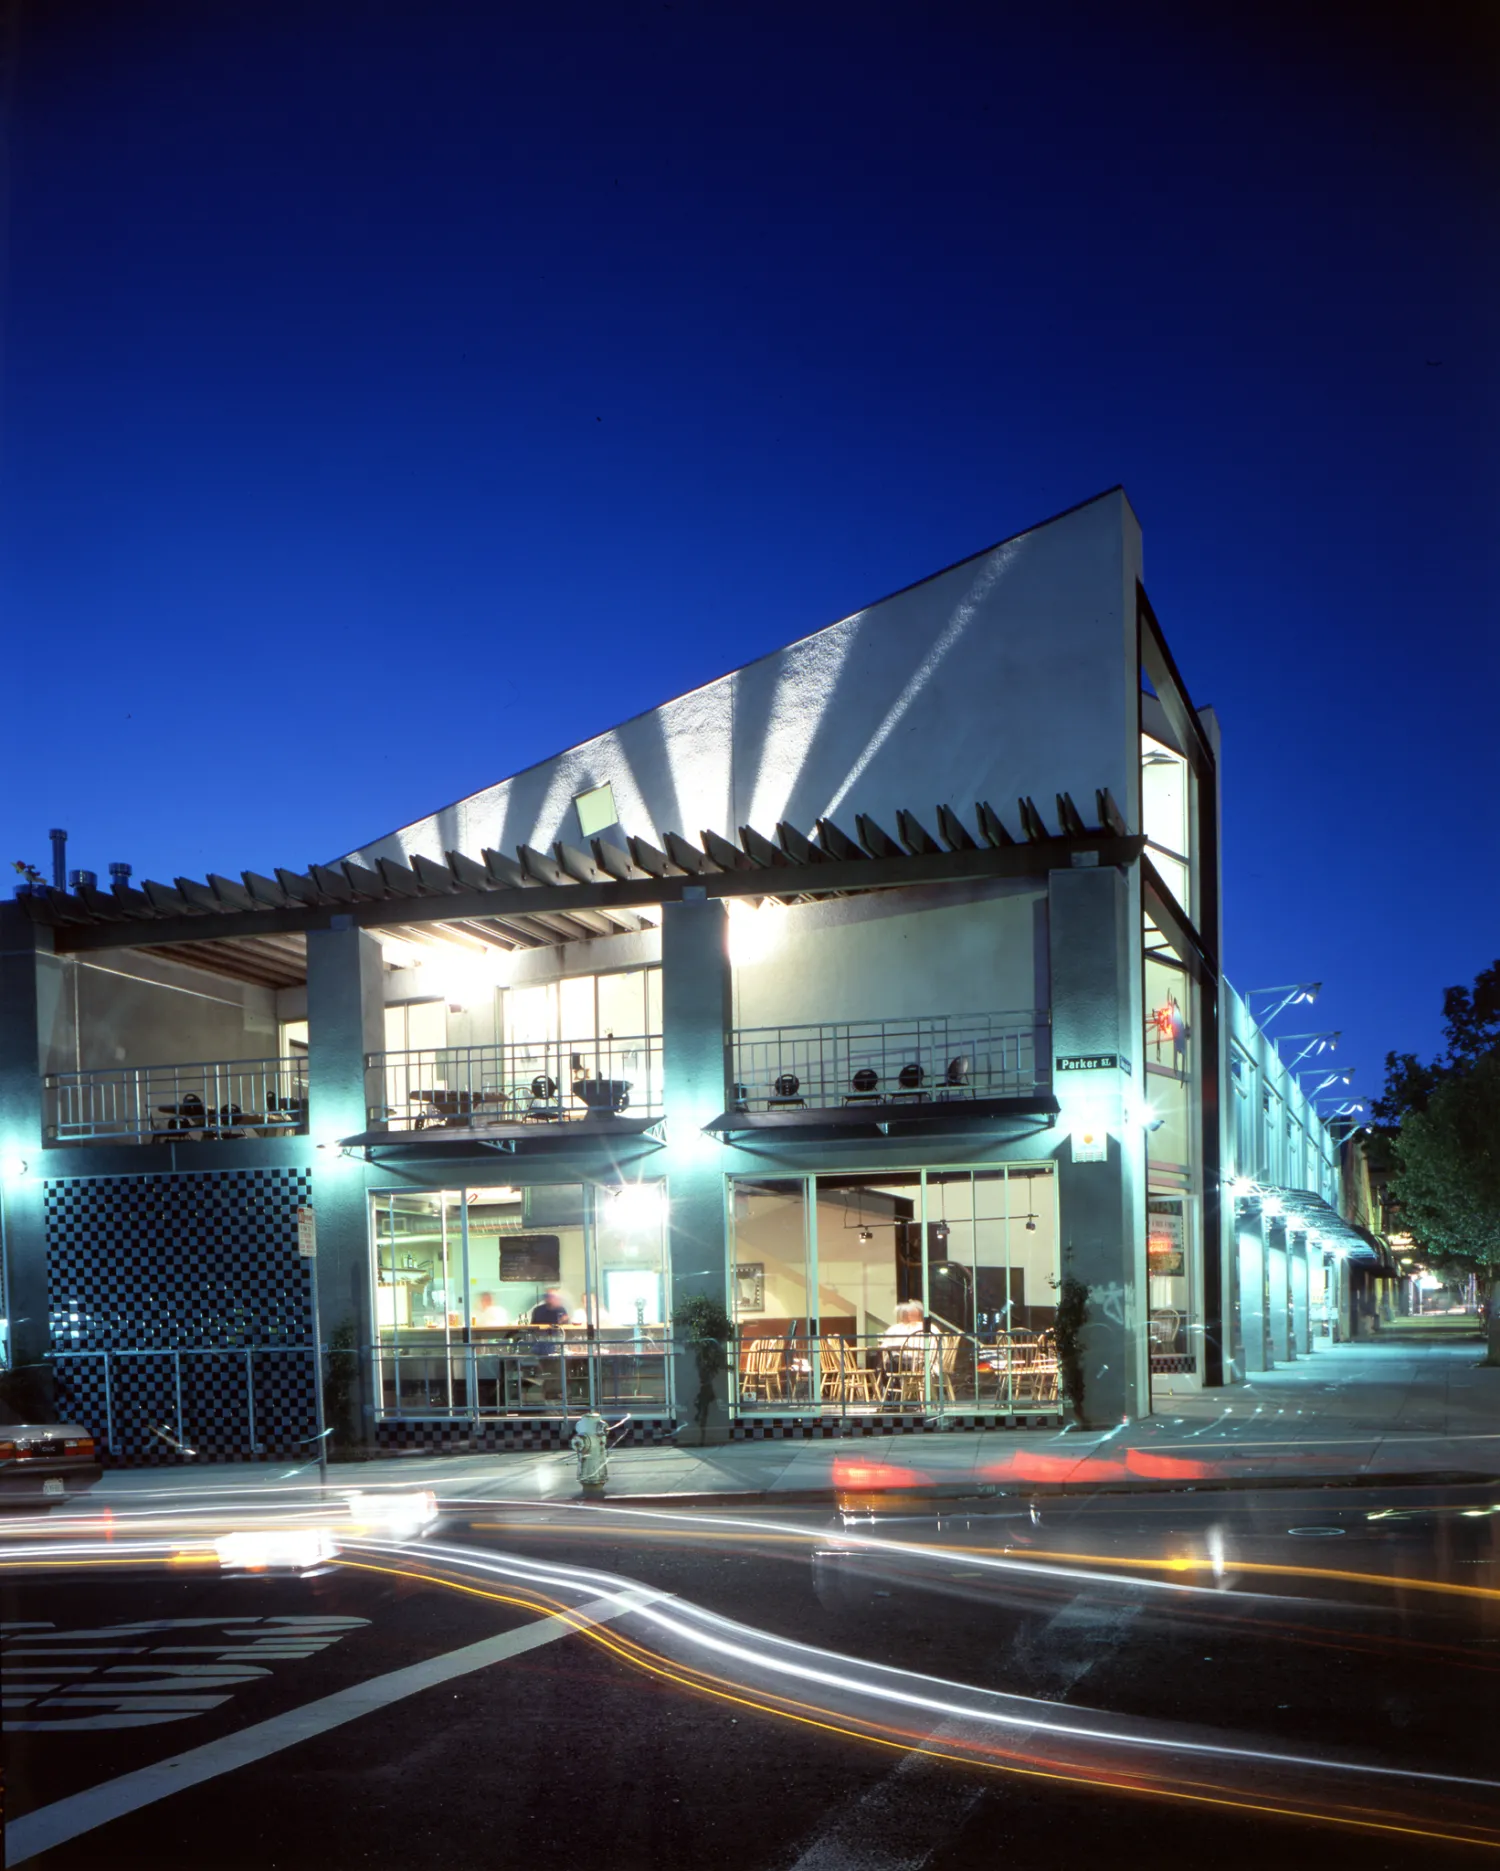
0, 1400, 103, 1507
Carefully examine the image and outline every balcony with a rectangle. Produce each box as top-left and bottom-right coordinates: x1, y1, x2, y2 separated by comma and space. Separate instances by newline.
371, 1034, 664, 1135
721, 1011, 1053, 1130
45, 1057, 309, 1147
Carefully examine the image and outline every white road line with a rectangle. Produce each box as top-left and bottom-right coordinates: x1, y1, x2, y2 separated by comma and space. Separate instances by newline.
6, 1590, 654, 1866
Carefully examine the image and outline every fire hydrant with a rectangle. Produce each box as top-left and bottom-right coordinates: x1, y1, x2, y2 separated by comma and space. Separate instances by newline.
571, 1411, 609, 1494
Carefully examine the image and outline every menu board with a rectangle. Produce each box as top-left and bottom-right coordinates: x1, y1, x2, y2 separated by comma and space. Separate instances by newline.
499, 1235, 562, 1283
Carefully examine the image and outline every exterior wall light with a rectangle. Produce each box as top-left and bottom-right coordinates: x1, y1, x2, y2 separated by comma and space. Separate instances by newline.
1261, 1195, 1283, 1219
610, 1181, 667, 1231
1230, 1177, 1256, 1200
0, 1153, 28, 1180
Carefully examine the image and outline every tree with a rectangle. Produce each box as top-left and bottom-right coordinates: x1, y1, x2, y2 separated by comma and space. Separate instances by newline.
1377, 962, 1500, 1363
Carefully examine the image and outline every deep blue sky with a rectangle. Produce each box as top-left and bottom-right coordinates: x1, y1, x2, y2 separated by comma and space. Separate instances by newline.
2, 0, 1495, 1100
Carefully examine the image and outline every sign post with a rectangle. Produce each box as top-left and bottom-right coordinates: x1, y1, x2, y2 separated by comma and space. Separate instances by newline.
296, 1206, 328, 1490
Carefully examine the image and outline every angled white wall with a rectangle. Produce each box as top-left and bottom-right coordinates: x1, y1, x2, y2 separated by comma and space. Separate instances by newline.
344, 488, 1144, 869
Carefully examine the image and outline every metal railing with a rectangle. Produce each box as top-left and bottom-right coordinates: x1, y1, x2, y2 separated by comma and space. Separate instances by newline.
46, 1056, 310, 1146
52, 1346, 318, 1459
731, 1011, 1049, 1113
374, 1330, 676, 1417
732, 1327, 1060, 1415
371, 1033, 663, 1131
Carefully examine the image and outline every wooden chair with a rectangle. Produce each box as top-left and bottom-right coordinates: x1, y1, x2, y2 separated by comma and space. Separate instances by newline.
1016, 1328, 1059, 1403
739, 1337, 786, 1404
988, 1330, 1035, 1405
819, 1335, 878, 1405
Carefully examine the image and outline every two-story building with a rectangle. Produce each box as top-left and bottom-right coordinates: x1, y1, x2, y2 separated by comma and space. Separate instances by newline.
0, 488, 1383, 1461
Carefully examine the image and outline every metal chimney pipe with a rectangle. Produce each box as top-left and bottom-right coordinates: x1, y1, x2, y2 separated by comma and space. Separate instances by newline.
109, 862, 132, 883
49, 829, 67, 891
69, 868, 97, 891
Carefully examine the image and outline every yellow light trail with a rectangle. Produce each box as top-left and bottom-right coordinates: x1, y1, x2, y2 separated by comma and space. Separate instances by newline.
333, 1552, 1500, 1854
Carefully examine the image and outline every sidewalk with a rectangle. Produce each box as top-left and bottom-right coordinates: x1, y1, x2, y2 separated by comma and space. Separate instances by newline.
76, 1337, 1500, 1510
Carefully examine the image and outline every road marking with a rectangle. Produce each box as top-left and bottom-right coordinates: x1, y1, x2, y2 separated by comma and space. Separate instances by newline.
3, 1618, 369, 1732
5, 1590, 653, 1865
784, 1595, 1140, 1870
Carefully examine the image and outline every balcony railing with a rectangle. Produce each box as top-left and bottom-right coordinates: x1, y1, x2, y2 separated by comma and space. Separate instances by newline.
372, 1033, 663, 1132
46, 1056, 309, 1146
731, 1011, 1049, 1113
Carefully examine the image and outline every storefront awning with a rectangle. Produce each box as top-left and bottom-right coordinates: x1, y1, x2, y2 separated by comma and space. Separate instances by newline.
1252, 1185, 1391, 1267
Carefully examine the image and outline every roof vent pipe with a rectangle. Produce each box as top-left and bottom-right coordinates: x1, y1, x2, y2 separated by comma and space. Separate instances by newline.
48, 829, 67, 891
69, 869, 97, 891
109, 862, 132, 883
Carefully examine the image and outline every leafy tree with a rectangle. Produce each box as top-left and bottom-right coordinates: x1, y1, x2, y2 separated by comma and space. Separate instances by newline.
1377, 962, 1500, 1362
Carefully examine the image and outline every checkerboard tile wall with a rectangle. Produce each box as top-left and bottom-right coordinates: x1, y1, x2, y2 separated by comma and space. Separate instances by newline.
375, 1416, 676, 1453
47, 1168, 316, 1463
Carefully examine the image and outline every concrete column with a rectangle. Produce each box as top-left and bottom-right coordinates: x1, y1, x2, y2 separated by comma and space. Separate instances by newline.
660, 893, 732, 1433
0, 906, 52, 1411
1290, 1231, 1310, 1354
1266, 1218, 1290, 1364
1048, 866, 1145, 1424
1236, 1203, 1268, 1374
306, 920, 385, 1449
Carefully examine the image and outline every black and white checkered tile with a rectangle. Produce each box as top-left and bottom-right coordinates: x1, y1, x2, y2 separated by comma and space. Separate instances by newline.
729, 1411, 1061, 1439
46, 1168, 316, 1464
375, 1416, 676, 1453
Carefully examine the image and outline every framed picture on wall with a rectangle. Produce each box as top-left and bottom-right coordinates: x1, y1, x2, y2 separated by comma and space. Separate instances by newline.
733, 1263, 764, 1311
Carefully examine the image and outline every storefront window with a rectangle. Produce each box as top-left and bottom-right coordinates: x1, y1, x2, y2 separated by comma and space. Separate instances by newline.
727, 1165, 1059, 1413
1141, 733, 1193, 916
1144, 950, 1202, 1380
370, 1178, 668, 1418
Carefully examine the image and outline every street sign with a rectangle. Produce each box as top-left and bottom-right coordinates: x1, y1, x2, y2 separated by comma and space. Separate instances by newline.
1057, 1053, 1126, 1072
296, 1206, 317, 1258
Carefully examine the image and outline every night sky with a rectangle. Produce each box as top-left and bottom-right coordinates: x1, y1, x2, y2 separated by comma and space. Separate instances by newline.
1, 1, 1494, 1104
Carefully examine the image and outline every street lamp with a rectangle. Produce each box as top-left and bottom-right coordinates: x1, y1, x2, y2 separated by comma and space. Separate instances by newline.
1246, 982, 1321, 1025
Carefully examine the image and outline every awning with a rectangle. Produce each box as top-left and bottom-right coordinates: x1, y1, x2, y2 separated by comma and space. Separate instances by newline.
1251, 1185, 1392, 1267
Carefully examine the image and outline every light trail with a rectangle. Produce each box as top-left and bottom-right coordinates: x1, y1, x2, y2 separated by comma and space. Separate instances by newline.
327, 1541, 1500, 1852
10, 1495, 1500, 1847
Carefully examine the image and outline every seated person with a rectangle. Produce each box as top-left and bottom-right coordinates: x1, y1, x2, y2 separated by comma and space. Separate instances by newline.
472, 1291, 508, 1329
880, 1300, 927, 1380
530, 1287, 570, 1328
881, 1299, 925, 1347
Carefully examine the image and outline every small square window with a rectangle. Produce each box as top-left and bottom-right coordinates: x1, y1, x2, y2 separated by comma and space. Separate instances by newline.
574, 783, 618, 840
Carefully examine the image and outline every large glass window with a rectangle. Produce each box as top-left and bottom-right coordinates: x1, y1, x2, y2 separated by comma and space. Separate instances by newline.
728, 1165, 1059, 1414
1143, 951, 1201, 1380
370, 1178, 668, 1418
1141, 733, 1193, 915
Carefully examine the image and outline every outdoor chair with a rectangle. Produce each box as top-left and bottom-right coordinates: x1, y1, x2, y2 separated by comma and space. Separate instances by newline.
844, 1067, 881, 1106
1148, 1307, 1181, 1352
525, 1075, 562, 1121
888, 1063, 929, 1103
935, 1056, 972, 1100
766, 1073, 805, 1110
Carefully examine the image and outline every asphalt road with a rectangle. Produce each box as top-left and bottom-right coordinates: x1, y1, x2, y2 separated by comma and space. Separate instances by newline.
4, 1479, 1499, 1869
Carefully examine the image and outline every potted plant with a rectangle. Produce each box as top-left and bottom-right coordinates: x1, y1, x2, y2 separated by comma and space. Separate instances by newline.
1052, 1271, 1092, 1425
676, 1294, 734, 1444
